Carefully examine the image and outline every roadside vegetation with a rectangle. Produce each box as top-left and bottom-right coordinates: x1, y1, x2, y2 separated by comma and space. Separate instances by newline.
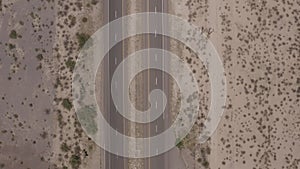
9, 30, 17, 39
62, 98, 73, 111
60, 142, 70, 152
76, 33, 90, 48
176, 138, 184, 150
65, 58, 76, 71
36, 54, 43, 61
69, 155, 81, 169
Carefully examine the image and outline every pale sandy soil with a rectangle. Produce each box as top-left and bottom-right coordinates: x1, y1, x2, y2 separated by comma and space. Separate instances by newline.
169, 0, 300, 169
49, 1, 104, 169
1, 0, 106, 169
1, 0, 299, 169
0, 0, 57, 168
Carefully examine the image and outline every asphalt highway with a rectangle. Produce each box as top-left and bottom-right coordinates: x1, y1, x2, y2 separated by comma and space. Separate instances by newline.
102, 1, 171, 168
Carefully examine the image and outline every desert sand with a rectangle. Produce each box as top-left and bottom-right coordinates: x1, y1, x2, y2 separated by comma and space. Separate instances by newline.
0, 0, 299, 169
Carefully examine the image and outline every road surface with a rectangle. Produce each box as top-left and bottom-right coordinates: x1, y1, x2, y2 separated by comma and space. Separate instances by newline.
102, 0, 171, 168
102, 0, 128, 169
143, 1, 171, 169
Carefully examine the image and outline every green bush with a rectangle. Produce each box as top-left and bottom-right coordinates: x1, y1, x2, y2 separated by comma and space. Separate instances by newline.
60, 142, 70, 152
69, 155, 81, 169
62, 99, 72, 111
175, 138, 184, 149
8, 43, 16, 50
76, 33, 90, 48
9, 30, 17, 39
57, 111, 63, 127
36, 54, 43, 61
91, 0, 99, 5
202, 160, 209, 168
66, 58, 76, 71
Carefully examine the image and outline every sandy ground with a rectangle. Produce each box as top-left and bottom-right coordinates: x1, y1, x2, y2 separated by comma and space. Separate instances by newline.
169, 0, 300, 169
1, 0, 104, 169
0, 0, 57, 168
49, 1, 104, 169
0, 0, 299, 169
